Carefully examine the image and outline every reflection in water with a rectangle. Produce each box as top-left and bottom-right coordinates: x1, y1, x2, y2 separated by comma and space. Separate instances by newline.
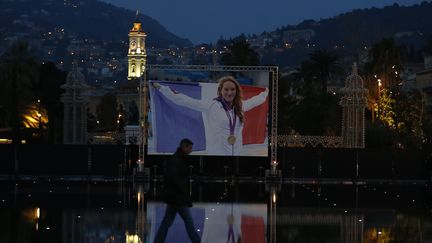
269, 185, 277, 243
126, 233, 142, 243
147, 202, 266, 243
135, 184, 146, 243
61, 208, 139, 242
277, 208, 364, 242
0, 181, 431, 242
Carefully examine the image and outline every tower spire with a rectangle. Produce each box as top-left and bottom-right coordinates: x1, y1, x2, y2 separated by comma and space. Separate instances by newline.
352, 62, 358, 76
128, 11, 147, 80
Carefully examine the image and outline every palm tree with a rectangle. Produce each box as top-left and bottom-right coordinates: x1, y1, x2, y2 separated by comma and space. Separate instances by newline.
38, 62, 66, 143
221, 40, 260, 66
96, 93, 118, 131
308, 50, 340, 94
423, 35, 432, 55
297, 60, 321, 96
365, 38, 406, 89
0, 41, 39, 144
285, 52, 339, 96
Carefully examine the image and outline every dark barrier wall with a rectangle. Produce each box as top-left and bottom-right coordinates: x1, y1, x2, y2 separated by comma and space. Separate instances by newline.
1, 145, 123, 176
278, 148, 428, 180
18, 144, 88, 175
90, 145, 124, 176
0, 145, 14, 174
279, 148, 320, 178
357, 149, 394, 179
146, 155, 268, 178
394, 149, 428, 180
321, 149, 357, 178
0, 145, 428, 179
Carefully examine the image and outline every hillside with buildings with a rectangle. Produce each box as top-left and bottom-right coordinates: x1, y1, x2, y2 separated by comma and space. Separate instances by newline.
224, 2, 432, 67
0, 0, 192, 48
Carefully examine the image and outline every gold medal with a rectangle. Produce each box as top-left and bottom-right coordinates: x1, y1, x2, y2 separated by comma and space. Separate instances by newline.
228, 135, 236, 145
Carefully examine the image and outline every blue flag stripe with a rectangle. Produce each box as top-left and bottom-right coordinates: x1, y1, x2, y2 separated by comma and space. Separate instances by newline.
151, 81, 206, 153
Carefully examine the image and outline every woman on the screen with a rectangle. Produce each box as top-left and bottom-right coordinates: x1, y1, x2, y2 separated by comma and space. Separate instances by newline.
153, 76, 268, 156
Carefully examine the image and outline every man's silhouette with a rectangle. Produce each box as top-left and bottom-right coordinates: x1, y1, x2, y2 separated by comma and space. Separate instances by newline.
154, 139, 201, 243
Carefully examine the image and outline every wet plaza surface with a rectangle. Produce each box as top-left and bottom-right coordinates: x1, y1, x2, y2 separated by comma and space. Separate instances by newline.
1, 179, 431, 242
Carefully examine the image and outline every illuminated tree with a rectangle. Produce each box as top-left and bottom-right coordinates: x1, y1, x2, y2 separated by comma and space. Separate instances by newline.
374, 88, 396, 128
394, 91, 427, 148
372, 89, 429, 148
21, 102, 48, 129
363, 228, 392, 243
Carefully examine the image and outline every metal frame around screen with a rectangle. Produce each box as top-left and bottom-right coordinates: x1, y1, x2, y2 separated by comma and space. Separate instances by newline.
140, 65, 278, 171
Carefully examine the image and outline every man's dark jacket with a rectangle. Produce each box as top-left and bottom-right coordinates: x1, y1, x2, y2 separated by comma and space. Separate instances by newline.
163, 148, 192, 207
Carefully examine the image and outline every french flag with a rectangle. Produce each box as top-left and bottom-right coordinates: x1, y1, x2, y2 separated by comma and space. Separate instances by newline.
149, 81, 268, 153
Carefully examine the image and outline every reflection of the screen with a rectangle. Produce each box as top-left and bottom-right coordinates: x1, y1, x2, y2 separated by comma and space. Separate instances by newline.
62, 210, 137, 243
147, 202, 267, 243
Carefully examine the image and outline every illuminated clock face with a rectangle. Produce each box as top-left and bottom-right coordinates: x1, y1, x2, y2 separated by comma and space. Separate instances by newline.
130, 40, 137, 48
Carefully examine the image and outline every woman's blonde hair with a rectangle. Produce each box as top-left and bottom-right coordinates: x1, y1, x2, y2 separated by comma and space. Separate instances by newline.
217, 76, 244, 123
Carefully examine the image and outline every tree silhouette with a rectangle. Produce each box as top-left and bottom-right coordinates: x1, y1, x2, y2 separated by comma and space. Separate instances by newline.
364, 38, 406, 90
0, 41, 38, 144
221, 40, 259, 66
37, 62, 66, 143
96, 93, 117, 131
308, 50, 340, 94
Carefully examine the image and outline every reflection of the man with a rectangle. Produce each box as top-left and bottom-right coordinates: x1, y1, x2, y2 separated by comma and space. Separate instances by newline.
147, 202, 267, 243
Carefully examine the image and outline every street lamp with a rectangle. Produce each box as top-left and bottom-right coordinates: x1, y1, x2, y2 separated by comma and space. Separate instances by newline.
377, 79, 382, 100
37, 99, 42, 137
377, 79, 382, 121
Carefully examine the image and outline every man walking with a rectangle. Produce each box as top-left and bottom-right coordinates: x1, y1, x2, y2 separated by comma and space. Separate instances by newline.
154, 139, 201, 243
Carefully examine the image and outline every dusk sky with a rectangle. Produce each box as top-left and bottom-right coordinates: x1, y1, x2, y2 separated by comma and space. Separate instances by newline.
104, 0, 424, 44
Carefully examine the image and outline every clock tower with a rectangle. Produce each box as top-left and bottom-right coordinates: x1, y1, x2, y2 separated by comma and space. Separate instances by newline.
128, 13, 147, 80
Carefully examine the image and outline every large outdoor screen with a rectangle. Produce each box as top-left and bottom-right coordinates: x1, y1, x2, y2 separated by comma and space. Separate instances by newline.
148, 73, 269, 156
